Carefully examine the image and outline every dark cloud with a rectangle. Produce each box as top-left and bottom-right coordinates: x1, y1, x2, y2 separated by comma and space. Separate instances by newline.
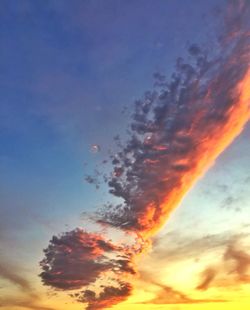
84, 175, 100, 189
74, 281, 132, 310
40, 229, 135, 290
40, 229, 135, 309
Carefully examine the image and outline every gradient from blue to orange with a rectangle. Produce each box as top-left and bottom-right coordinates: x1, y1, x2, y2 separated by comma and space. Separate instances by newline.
1, 1, 250, 310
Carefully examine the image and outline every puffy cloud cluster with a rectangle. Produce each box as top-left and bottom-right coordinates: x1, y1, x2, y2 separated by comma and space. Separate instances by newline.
74, 281, 132, 310
40, 229, 135, 308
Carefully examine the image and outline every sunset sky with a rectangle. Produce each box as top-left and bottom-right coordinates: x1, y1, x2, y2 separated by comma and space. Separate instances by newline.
0, 1, 250, 310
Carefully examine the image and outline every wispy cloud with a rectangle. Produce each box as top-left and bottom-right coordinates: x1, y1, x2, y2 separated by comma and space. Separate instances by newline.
0, 262, 32, 293
138, 272, 225, 305
0, 261, 56, 310
142, 283, 224, 305
197, 238, 250, 290
0, 298, 55, 310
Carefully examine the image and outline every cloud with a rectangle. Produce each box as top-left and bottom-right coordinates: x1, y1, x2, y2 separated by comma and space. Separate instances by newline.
140, 274, 224, 305
40, 1, 250, 308
196, 239, 250, 290
0, 261, 56, 310
224, 241, 250, 282
0, 262, 32, 293
143, 284, 224, 305
74, 281, 132, 310
143, 231, 250, 292
150, 232, 229, 264
40, 229, 135, 309
96, 0, 250, 236
196, 267, 217, 291
0, 297, 55, 310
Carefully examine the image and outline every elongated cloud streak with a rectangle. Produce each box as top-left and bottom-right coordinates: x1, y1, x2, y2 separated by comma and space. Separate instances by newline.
40, 1, 250, 309
0, 263, 32, 293
0, 262, 55, 310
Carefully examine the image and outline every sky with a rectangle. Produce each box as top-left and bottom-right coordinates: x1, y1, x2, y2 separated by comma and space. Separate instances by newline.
0, 1, 250, 310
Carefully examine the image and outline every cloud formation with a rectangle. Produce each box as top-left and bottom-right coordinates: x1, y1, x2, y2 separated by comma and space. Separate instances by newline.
0, 298, 55, 310
143, 282, 224, 305
0, 261, 55, 310
0, 262, 32, 293
40, 229, 135, 308
75, 281, 132, 310
196, 267, 217, 291
224, 242, 250, 281
196, 239, 250, 290
139, 272, 224, 305
98, 2, 250, 236
40, 1, 250, 308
